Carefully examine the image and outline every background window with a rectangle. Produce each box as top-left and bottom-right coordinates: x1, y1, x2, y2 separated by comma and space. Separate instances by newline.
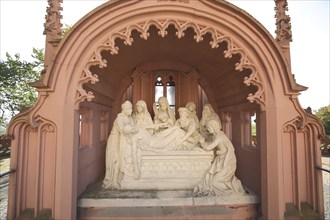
155, 76, 164, 102
154, 73, 176, 112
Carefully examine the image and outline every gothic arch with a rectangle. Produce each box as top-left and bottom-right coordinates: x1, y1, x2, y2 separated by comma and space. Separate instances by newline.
49, 2, 289, 217
38, 0, 297, 113
77, 17, 266, 109
8, 1, 324, 219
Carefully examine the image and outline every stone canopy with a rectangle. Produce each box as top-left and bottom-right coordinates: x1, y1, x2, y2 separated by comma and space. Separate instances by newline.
6, 1, 325, 219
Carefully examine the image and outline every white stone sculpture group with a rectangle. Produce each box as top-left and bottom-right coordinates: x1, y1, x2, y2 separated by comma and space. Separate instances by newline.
103, 97, 246, 197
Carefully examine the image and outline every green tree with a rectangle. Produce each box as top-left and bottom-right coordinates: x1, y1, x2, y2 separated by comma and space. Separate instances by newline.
315, 105, 330, 136
61, 24, 72, 38
0, 48, 44, 132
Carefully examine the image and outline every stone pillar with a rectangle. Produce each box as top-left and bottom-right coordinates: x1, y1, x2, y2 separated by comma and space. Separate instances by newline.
259, 109, 284, 219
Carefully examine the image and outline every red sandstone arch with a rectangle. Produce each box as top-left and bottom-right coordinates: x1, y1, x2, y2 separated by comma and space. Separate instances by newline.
7, 1, 324, 219
40, 1, 287, 109
77, 18, 265, 107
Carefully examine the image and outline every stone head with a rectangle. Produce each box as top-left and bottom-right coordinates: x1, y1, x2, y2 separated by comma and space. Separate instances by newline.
122, 101, 133, 115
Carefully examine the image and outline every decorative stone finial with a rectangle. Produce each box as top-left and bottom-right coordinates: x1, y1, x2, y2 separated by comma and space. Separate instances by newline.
274, 0, 292, 47
44, 0, 63, 39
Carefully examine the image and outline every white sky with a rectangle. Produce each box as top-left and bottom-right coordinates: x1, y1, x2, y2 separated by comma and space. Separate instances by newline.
0, 0, 329, 111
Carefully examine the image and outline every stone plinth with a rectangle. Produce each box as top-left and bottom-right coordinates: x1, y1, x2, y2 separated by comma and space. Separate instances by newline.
78, 189, 259, 208
121, 149, 214, 190
77, 182, 259, 219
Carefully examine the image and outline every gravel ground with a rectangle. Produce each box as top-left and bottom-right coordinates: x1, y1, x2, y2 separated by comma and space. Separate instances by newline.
0, 158, 10, 220
322, 157, 330, 220
0, 157, 329, 219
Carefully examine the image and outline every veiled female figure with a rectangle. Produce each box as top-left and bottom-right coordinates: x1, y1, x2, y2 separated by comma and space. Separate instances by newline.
200, 103, 221, 141
194, 120, 245, 196
103, 101, 138, 188
153, 96, 176, 131
133, 100, 154, 134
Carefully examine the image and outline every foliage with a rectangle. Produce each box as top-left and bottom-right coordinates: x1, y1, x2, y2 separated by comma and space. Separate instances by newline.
61, 24, 73, 38
251, 123, 256, 136
315, 105, 330, 136
0, 48, 44, 132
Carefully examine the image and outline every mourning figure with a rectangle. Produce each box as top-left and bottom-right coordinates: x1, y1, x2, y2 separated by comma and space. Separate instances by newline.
133, 100, 154, 134
103, 101, 139, 188
153, 96, 176, 131
200, 103, 221, 141
194, 119, 246, 196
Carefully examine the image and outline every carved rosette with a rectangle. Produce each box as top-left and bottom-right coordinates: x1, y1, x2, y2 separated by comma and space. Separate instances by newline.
77, 18, 265, 109
44, 0, 63, 38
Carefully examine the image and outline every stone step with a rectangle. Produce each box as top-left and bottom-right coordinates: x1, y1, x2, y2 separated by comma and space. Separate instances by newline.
77, 204, 259, 220
77, 181, 259, 219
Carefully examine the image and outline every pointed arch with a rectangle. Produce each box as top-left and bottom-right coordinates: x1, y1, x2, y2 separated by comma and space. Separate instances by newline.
78, 18, 266, 109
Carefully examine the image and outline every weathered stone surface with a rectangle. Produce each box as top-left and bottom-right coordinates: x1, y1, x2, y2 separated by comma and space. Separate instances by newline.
121, 150, 214, 190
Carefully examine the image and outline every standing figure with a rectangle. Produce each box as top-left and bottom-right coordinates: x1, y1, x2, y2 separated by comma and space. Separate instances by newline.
175, 107, 200, 150
200, 103, 221, 141
153, 96, 176, 131
133, 100, 154, 134
103, 101, 139, 189
194, 120, 245, 196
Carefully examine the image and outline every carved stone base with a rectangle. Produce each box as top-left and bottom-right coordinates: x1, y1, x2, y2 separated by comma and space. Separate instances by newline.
77, 185, 260, 219
121, 149, 214, 190
78, 185, 259, 208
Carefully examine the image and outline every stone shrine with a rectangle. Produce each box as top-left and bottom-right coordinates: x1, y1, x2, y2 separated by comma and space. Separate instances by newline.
103, 99, 245, 194
6, 0, 326, 219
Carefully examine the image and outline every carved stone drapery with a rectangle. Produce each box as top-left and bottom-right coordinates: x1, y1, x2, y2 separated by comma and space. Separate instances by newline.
78, 18, 266, 110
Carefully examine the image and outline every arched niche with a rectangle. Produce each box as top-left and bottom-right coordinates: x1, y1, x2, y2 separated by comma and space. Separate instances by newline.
85, 24, 259, 115
9, 1, 312, 219
74, 13, 264, 206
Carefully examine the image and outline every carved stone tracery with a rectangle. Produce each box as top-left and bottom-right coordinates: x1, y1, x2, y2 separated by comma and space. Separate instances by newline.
77, 18, 266, 109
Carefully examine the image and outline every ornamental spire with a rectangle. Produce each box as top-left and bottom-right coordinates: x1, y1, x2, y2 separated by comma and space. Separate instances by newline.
274, 0, 292, 67
36, 0, 63, 87
274, 0, 292, 47
44, 0, 63, 40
